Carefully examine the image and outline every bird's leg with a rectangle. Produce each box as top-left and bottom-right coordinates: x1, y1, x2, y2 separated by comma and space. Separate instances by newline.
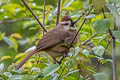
52, 57, 61, 64
59, 52, 68, 63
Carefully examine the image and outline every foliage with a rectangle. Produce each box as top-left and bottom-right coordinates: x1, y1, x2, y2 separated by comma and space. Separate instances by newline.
0, 0, 120, 80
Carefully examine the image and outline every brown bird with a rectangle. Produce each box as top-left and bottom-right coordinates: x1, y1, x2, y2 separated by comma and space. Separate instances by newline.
15, 16, 78, 70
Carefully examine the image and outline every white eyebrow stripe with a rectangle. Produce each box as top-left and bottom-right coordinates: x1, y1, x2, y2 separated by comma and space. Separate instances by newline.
60, 21, 71, 24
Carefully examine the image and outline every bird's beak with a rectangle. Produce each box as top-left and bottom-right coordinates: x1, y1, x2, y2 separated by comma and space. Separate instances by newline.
71, 21, 76, 27
72, 21, 77, 25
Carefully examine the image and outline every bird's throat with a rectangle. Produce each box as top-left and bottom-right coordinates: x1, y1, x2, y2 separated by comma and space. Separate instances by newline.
63, 25, 71, 30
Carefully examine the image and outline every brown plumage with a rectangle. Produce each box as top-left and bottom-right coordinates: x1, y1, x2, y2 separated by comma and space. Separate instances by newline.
15, 16, 78, 70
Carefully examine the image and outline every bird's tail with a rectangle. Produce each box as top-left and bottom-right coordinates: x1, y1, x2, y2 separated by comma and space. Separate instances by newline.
15, 49, 37, 70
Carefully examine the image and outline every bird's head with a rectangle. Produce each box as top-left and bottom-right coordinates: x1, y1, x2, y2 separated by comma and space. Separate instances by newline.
60, 16, 75, 30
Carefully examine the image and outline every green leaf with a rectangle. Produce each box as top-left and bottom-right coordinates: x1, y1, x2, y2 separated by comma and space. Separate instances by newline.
33, 0, 57, 7
10, 37, 18, 52
0, 77, 4, 80
0, 32, 2, 40
66, 57, 76, 69
105, 4, 120, 28
22, 75, 32, 80
69, 1, 83, 9
0, 63, 4, 72
85, 14, 96, 19
9, 75, 23, 80
63, 0, 74, 8
1, 56, 12, 60
113, 31, 120, 41
32, 72, 44, 79
83, 0, 89, 9
31, 67, 40, 72
0, 32, 5, 40
64, 70, 79, 77
86, 66, 96, 73
3, 72, 12, 78
2, 36, 14, 47
93, 19, 110, 35
43, 64, 60, 77
93, 0, 106, 10
11, 33, 22, 39
92, 46, 105, 57
64, 76, 76, 80
33, 63, 47, 69
0, 73, 8, 80
100, 59, 113, 64
93, 73, 108, 80
2, 3, 22, 15
82, 49, 90, 57
15, 53, 25, 59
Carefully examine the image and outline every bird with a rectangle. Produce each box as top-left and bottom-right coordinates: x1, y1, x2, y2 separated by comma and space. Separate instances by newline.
15, 16, 78, 70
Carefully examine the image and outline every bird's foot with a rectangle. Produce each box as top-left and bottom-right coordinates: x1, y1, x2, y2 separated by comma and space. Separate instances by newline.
56, 60, 61, 64
53, 58, 61, 64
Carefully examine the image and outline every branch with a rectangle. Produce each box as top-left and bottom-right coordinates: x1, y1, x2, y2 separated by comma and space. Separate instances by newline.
73, 12, 84, 24
56, 0, 61, 26
112, 13, 117, 80
102, 8, 115, 39
112, 3, 117, 80
108, 29, 115, 39
21, 0, 47, 32
0, 18, 32, 24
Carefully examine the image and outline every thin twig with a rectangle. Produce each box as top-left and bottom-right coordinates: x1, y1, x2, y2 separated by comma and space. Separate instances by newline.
102, 8, 115, 39
56, 0, 61, 26
81, 33, 97, 45
0, 18, 32, 24
103, 38, 112, 55
73, 13, 84, 24
73, 16, 82, 24
21, 0, 47, 32
108, 29, 115, 39
102, 8, 106, 19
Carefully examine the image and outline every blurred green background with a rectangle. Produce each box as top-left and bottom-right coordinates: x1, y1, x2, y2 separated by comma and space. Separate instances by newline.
0, 0, 120, 80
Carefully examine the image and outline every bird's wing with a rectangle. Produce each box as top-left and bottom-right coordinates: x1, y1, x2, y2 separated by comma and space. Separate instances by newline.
36, 27, 71, 51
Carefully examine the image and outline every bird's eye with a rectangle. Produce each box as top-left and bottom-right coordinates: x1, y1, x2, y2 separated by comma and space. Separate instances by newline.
61, 23, 69, 26
64, 23, 69, 25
